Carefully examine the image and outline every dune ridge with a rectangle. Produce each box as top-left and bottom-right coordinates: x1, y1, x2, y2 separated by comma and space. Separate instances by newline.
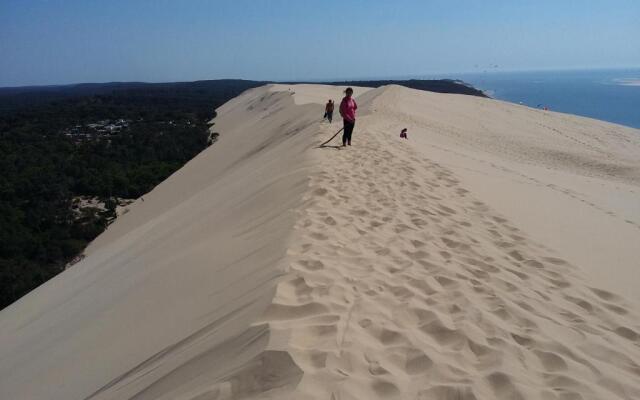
0, 84, 639, 400
261, 85, 640, 399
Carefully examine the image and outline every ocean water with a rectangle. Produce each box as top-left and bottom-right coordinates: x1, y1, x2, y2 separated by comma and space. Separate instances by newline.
435, 69, 640, 129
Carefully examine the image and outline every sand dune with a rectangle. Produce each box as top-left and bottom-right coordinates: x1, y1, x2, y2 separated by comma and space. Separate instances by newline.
1, 84, 639, 400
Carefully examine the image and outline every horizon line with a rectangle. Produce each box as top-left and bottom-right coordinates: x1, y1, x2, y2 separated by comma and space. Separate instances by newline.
1, 65, 639, 90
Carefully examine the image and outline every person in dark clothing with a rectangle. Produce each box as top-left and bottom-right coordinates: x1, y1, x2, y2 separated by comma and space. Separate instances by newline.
324, 100, 334, 123
339, 87, 357, 146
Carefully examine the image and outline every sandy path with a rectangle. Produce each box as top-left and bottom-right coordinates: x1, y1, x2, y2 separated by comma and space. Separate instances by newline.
260, 92, 640, 399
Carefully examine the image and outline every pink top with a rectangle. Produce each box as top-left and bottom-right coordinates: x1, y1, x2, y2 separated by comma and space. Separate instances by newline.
340, 96, 357, 122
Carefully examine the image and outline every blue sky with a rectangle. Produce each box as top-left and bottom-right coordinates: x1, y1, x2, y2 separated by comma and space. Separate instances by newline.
1, 0, 639, 86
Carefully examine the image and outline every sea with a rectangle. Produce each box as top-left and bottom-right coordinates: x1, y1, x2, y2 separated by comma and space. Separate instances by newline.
433, 68, 640, 130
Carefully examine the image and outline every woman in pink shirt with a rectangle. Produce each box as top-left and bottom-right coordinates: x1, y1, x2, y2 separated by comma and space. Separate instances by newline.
339, 87, 357, 146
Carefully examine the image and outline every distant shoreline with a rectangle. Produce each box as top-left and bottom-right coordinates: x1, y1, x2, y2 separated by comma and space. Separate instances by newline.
614, 78, 640, 86
446, 69, 640, 129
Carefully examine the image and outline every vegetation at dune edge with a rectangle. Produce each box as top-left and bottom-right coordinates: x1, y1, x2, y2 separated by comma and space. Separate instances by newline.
0, 80, 266, 309
0, 78, 483, 310
292, 79, 489, 98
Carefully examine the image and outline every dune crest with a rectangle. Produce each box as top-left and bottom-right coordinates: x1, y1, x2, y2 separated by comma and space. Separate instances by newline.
1, 84, 639, 400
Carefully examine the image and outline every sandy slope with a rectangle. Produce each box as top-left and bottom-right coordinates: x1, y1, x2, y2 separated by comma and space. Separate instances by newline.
369, 87, 640, 300
0, 86, 321, 400
1, 84, 639, 400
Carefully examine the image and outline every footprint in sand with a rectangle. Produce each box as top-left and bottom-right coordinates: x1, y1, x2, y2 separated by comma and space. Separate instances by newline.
298, 259, 324, 271
309, 232, 329, 240
324, 216, 337, 226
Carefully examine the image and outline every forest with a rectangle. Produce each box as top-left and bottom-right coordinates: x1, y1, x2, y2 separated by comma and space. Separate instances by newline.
0, 80, 265, 309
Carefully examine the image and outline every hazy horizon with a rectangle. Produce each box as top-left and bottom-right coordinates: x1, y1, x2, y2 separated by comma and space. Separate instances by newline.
1, 66, 639, 90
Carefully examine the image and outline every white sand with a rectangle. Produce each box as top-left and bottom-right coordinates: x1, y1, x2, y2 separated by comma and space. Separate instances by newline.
1, 84, 639, 400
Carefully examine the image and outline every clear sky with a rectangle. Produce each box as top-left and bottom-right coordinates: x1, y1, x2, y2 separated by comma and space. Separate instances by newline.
1, 0, 639, 86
